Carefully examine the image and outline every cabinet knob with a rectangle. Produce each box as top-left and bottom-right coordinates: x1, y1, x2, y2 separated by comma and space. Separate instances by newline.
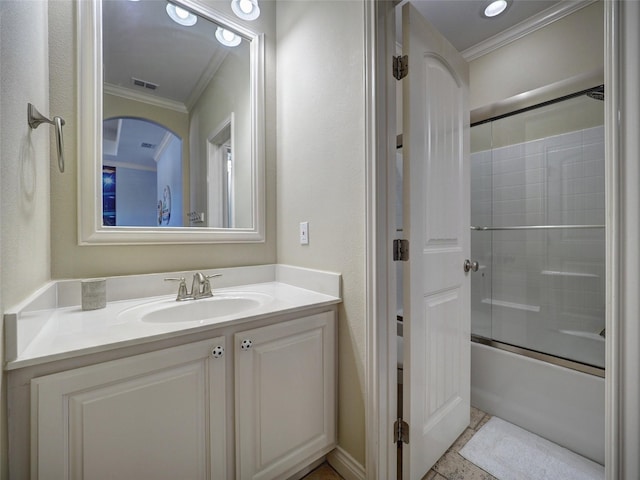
211, 345, 224, 359
240, 339, 253, 351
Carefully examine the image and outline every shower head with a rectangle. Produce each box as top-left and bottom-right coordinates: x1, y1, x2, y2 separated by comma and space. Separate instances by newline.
586, 86, 605, 101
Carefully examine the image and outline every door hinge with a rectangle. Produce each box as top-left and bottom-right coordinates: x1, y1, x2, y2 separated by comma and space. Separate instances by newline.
393, 239, 409, 262
393, 55, 408, 80
394, 418, 409, 444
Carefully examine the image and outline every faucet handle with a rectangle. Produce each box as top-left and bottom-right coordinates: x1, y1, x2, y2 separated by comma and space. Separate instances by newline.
165, 277, 190, 301
202, 274, 222, 297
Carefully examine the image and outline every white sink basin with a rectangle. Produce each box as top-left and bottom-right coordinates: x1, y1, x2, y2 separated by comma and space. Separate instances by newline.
118, 292, 273, 324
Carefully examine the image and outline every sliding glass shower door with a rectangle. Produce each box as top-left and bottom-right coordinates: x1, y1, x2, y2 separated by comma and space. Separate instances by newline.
470, 88, 605, 371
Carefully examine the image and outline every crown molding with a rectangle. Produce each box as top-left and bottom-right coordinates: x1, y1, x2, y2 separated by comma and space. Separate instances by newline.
104, 83, 189, 114
462, 0, 598, 61
185, 48, 228, 111
153, 131, 175, 163
103, 160, 157, 172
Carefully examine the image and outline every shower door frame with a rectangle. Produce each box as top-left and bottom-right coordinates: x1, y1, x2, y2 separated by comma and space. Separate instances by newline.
469, 88, 608, 378
364, 1, 635, 479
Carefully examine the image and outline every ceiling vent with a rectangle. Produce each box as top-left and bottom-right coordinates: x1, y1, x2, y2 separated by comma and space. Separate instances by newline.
132, 77, 158, 91
140, 142, 156, 149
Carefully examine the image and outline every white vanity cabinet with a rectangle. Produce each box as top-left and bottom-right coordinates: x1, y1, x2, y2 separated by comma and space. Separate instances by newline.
31, 337, 228, 480
28, 309, 337, 480
235, 311, 337, 480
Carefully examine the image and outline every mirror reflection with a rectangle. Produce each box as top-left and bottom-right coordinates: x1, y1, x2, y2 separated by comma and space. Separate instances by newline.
102, 117, 183, 227
102, 0, 252, 228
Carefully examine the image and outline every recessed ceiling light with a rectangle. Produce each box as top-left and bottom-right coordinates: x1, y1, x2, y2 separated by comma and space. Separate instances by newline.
484, 0, 508, 18
215, 27, 242, 47
231, 0, 260, 21
166, 3, 198, 27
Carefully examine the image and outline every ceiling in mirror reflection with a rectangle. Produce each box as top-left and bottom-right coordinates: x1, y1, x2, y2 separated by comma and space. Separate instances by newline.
102, 0, 248, 109
103, 118, 178, 170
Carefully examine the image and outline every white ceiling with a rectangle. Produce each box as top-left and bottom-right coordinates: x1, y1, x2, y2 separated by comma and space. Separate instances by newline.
103, 0, 566, 105
102, 0, 241, 169
103, 0, 566, 168
103, 118, 175, 170
102, 0, 240, 105
400, 0, 563, 51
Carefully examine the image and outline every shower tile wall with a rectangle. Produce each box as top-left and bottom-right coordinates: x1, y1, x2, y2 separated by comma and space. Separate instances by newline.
471, 125, 605, 368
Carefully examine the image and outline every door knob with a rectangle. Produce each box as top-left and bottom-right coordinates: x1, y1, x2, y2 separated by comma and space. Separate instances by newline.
463, 259, 479, 273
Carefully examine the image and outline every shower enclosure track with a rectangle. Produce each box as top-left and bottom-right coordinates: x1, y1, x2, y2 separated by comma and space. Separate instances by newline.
471, 335, 605, 377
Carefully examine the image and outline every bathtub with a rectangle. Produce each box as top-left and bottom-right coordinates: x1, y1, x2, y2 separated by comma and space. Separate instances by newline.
471, 341, 605, 464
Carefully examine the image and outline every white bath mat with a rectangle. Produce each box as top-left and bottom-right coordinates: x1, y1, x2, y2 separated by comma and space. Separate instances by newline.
459, 417, 604, 480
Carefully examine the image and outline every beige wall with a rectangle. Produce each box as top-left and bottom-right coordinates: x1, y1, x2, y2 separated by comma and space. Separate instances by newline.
470, 1, 604, 111
276, 0, 367, 465
0, 2, 51, 318
471, 95, 605, 153
0, 2, 52, 476
189, 40, 252, 228
48, 0, 277, 279
48, 0, 368, 466
470, 1, 604, 154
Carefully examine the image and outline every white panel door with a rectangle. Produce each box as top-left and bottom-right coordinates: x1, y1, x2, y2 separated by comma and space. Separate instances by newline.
402, 3, 470, 479
31, 338, 228, 480
235, 312, 336, 480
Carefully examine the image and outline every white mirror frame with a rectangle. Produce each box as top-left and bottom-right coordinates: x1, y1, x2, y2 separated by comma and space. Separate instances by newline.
77, 0, 265, 245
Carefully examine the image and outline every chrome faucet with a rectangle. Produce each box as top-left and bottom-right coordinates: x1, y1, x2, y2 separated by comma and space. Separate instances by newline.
191, 272, 207, 299
165, 273, 222, 301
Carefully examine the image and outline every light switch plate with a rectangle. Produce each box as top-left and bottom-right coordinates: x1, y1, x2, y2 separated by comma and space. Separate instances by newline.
299, 221, 309, 245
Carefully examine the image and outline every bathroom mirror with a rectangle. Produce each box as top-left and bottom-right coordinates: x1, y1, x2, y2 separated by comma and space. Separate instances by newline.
78, 0, 265, 244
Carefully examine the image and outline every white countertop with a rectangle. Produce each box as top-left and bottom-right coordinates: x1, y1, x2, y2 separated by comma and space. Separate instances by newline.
5, 266, 342, 370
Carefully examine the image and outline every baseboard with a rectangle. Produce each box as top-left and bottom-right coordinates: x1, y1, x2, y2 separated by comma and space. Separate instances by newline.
327, 446, 366, 480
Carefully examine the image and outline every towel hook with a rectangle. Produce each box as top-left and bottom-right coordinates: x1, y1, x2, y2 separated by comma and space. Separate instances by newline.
27, 103, 65, 173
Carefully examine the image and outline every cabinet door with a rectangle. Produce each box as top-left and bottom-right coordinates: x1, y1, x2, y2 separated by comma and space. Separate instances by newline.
31, 338, 227, 480
235, 311, 336, 480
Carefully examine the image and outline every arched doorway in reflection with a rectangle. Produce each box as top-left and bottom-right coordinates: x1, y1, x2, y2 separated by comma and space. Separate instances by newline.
102, 117, 183, 227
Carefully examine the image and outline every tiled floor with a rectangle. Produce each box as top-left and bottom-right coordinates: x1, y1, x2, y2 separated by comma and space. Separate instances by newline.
423, 406, 496, 480
302, 463, 343, 479
303, 407, 495, 480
